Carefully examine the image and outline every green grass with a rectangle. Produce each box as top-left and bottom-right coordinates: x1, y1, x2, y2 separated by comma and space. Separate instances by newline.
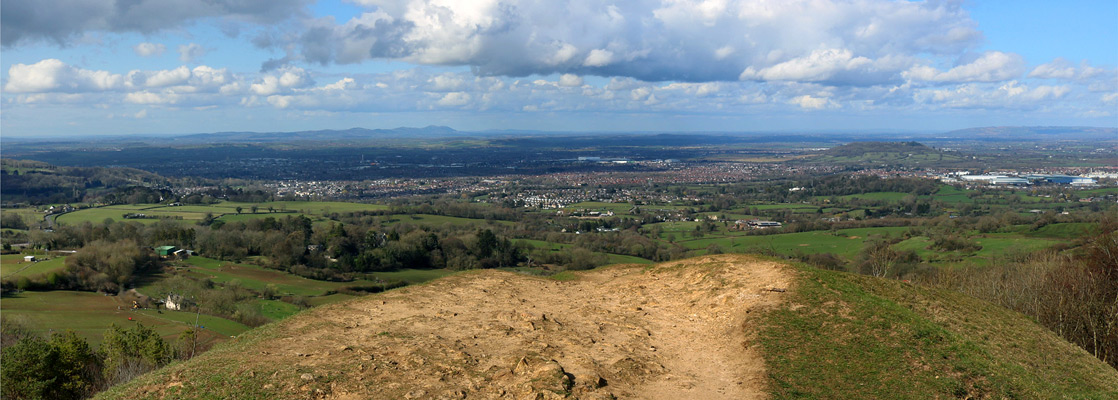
57, 208, 201, 225
381, 213, 513, 227
678, 227, 909, 258
218, 201, 388, 214
0, 291, 247, 346
258, 299, 302, 320
516, 239, 654, 265
216, 212, 318, 223
176, 257, 373, 297
54, 200, 391, 227
816, 192, 911, 202
1, 256, 67, 278
1022, 222, 1096, 239
759, 265, 1118, 398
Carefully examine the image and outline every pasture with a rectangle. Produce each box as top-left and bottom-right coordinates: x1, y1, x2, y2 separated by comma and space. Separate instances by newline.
0, 291, 248, 346
1, 256, 67, 278
54, 200, 391, 227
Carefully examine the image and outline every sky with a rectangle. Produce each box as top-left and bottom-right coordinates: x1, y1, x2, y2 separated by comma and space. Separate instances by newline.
1, 0, 1116, 137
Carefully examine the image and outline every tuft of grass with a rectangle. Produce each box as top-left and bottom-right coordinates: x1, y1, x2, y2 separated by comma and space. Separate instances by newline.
758, 265, 1118, 399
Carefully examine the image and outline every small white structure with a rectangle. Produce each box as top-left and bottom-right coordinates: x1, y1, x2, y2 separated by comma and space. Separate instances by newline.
23, 255, 36, 262
165, 294, 188, 311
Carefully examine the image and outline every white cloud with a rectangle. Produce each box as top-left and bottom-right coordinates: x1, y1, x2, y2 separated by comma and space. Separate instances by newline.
1029, 58, 1114, 81
4, 59, 123, 93
789, 94, 835, 109
739, 48, 878, 83
583, 49, 615, 67
144, 66, 192, 87
916, 80, 1071, 109
133, 42, 166, 57
436, 91, 471, 107
904, 51, 1024, 83
322, 77, 357, 91
558, 74, 584, 87
178, 43, 206, 63
250, 66, 312, 95
276, 0, 982, 84
125, 91, 180, 104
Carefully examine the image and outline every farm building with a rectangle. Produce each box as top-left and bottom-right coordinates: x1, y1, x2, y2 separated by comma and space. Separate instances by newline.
165, 293, 188, 311
155, 246, 178, 257
23, 255, 36, 262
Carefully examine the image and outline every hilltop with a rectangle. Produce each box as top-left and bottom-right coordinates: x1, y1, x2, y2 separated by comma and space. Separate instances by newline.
807, 141, 971, 167
101, 255, 1117, 399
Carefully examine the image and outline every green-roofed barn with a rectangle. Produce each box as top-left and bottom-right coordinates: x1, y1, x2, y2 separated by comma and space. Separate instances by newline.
155, 246, 177, 257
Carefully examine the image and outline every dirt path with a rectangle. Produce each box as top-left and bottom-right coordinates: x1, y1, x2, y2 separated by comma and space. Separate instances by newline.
135, 254, 792, 399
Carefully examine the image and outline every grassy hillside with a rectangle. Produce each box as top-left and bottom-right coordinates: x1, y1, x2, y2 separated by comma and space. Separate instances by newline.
98, 255, 1118, 399
760, 264, 1118, 398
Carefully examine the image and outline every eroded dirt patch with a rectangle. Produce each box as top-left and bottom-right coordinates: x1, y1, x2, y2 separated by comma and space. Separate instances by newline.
128, 254, 792, 399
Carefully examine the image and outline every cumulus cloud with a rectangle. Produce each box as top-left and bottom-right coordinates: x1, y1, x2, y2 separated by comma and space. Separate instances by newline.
267, 0, 982, 84
904, 51, 1024, 83
133, 42, 166, 57
250, 66, 313, 95
4, 59, 123, 93
915, 80, 1070, 109
437, 92, 471, 107
1, 0, 311, 47
1029, 58, 1113, 81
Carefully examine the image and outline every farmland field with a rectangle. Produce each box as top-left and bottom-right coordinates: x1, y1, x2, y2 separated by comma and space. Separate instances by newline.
0, 291, 248, 346
54, 200, 391, 227
1, 256, 67, 278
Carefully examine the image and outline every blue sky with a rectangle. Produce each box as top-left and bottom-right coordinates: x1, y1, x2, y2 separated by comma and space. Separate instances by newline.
2, 0, 1115, 137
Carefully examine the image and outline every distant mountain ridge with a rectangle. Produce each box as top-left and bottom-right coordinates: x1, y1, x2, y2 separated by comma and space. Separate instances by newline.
168, 125, 469, 143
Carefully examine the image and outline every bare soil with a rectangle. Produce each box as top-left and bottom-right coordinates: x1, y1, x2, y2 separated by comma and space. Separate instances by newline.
128, 254, 792, 399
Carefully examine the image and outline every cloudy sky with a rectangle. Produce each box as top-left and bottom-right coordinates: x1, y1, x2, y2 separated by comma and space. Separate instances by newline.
2, 0, 1116, 137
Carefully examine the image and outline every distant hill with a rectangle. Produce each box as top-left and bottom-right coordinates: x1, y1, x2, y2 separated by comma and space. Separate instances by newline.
805, 140, 972, 167
101, 255, 1118, 399
169, 126, 469, 144
0, 159, 171, 205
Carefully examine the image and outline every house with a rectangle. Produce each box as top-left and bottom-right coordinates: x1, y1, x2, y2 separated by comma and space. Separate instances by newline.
23, 255, 36, 262
747, 220, 783, 229
165, 293, 188, 311
155, 246, 177, 257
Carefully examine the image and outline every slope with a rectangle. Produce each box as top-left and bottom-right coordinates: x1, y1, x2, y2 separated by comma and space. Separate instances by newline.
101, 254, 1118, 399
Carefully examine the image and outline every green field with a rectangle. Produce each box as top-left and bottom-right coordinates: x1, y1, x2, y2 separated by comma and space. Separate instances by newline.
1022, 222, 1097, 239
164, 257, 452, 298
0, 291, 248, 346
816, 192, 911, 202
381, 214, 513, 227
55, 201, 391, 227
1, 256, 67, 278
172, 257, 369, 297
258, 299, 302, 320
675, 227, 909, 259
517, 239, 654, 265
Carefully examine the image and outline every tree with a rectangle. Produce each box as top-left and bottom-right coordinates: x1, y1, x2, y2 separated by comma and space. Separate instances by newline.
250, 205, 258, 214
860, 239, 899, 278
100, 323, 171, 385
235, 206, 243, 214
0, 331, 101, 400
